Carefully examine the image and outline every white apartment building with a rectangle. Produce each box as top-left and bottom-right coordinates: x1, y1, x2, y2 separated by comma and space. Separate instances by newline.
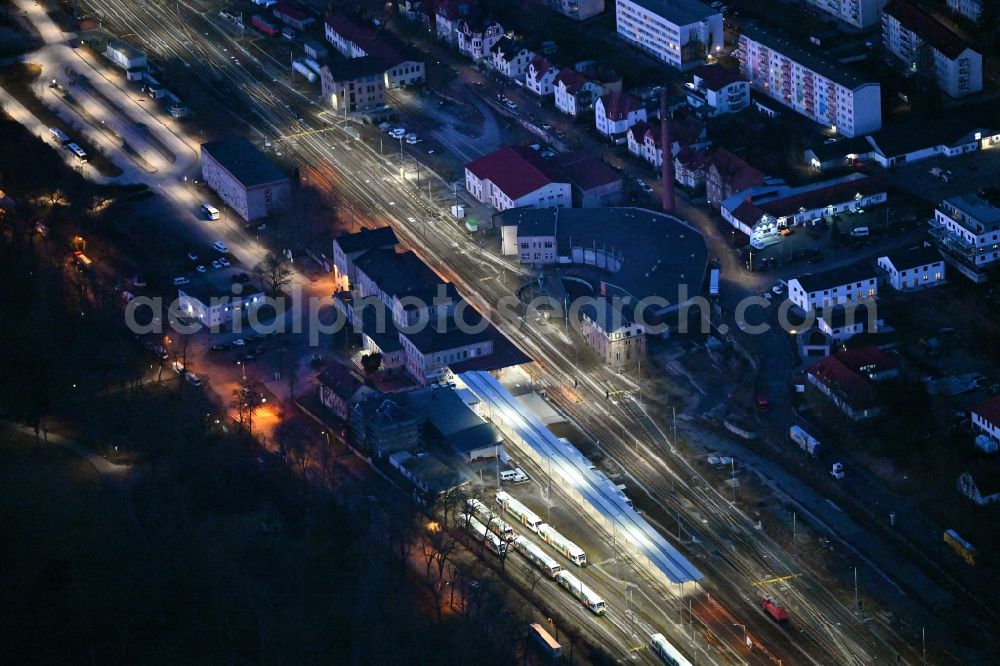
877, 246, 946, 290
929, 193, 1000, 283
553, 68, 604, 116
615, 0, 723, 71
737, 25, 882, 137
787, 264, 879, 312
882, 0, 982, 98
686, 64, 749, 117
947, 0, 982, 21
802, 0, 888, 29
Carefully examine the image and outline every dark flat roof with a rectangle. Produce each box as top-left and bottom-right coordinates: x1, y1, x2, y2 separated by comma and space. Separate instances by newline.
739, 23, 876, 91
201, 138, 287, 188
324, 55, 386, 80
626, 0, 720, 25
880, 246, 944, 271
794, 262, 878, 293
334, 226, 398, 254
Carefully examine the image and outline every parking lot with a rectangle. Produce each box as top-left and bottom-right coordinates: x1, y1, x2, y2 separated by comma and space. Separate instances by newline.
886, 143, 1000, 203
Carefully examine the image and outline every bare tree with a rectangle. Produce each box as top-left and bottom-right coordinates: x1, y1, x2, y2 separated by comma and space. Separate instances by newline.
258, 251, 292, 296
232, 377, 263, 434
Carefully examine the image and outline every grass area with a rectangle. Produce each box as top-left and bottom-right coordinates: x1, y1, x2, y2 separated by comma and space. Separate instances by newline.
0, 430, 150, 664
0, 62, 123, 177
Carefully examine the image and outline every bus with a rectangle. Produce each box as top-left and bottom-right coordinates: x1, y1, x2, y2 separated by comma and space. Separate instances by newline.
496, 491, 543, 532
650, 633, 692, 666
49, 127, 71, 145
538, 523, 587, 566
529, 623, 561, 658
463, 514, 507, 556
467, 499, 515, 542
944, 529, 977, 565
512, 536, 561, 578
66, 143, 88, 163
555, 570, 605, 615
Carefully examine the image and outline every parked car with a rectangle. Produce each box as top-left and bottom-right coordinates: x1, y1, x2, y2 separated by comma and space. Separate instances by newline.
196, 265, 207, 273
389, 127, 406, 139
232, 338, 246, 346
213, 241, 228, 253
185, 373, 202, 387
405, 133, 419, 144
772, 283, 784, 295
187, 251, 198, 261
172, 276, 190, 286
211, 259, 222, 269
218, 256, 231, 267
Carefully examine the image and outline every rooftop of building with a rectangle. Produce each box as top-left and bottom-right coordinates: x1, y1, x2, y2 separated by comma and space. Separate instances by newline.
555, 67, 590, 94
754, 173, 885, 219
738, 23, 877, 91
177, 268, 265, 304
549, 151, 622, 191
941, 193, 1000, 228
973, 395, 1000, 426
707, 147, 766, 189
692, 63, 744, 91
866, 121, 995, 158
465, 145, 565, 200
399, 311, 494, 355
879, 246, 944, 270
324, 13, 420, 67
354, 249, 448, 300
807, 353, 880, 409
107, 39, 145, 59
318, 361, 367, 400
793, 262, 878, 293
404, 387, 503, 454
498, 207, 708, 308
599, 90, 642, 121
201, 137, 288, 188
623, 0, 721, 25
334, 226, 399, 254
323, 54, 387, 80
806, 136, 873, 162
884, 0, 976, 60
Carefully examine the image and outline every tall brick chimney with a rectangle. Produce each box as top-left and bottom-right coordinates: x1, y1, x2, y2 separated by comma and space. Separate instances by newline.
660, 88, 675, 213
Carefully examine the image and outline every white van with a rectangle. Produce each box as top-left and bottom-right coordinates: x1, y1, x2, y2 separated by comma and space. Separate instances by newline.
500, 468, 529, 484
201, 203, 221, 220
850, 226, 869, 238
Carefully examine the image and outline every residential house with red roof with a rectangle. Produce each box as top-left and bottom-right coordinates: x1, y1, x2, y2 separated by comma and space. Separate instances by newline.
807, 347, 898, 420
553, 68, 606, 117
324, 14, 425, 88
435, 0, 477, 43
550, 152, 623, 207
465, 146, 572, 211
457, 15, 504, 61
489, 37, 535, 80
595, 91, 646, 144
625, 117, 707, 169
882, 0, 982, 97
319, 361, 378, 421
526, 56, 559, 96
686, 64, 749, 117
706, 148, 766, 209
971, 396, 1000, 450
673, 146, 711, 189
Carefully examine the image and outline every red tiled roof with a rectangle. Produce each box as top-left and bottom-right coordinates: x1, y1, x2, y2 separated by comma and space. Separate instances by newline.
675, 146, 711, 170
758, 176, 884, 219
466, 146, 563, 200
884, 0, 974, 60
808, 355, 879, 409
972, 396, 1000, 426
274, 2, 308, 21
599, 90, 641, 121
319, 362, 365, 401
643, 118, 705, 150
836, 346, 900, 375
435, 0, 475, 20
730, 199, 766, 227
529, 56, 553, 81
709, 148, 765, 192
627, 120, 648, 143
693, 63, 744, 91
550, 151, 621, 191
555, 67, 589, 94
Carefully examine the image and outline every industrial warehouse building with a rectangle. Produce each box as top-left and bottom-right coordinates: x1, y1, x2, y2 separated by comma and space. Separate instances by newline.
200, 138, 291, 222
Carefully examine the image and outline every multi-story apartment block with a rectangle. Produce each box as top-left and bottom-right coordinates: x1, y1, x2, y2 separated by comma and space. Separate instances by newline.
947, 0, 982, 21
882, 0, 982, 98
802, 0, 888, 29
737, 25, 882, 137
200, 138, 290, 222
615, 0, 724, 71
877, 246, 946, 290
324, 14, 426, 88
929, 193, 1000, 283
320, 56, 387, 114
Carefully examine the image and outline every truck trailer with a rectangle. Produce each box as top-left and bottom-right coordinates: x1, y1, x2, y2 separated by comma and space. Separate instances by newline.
789, 425, 820, 456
